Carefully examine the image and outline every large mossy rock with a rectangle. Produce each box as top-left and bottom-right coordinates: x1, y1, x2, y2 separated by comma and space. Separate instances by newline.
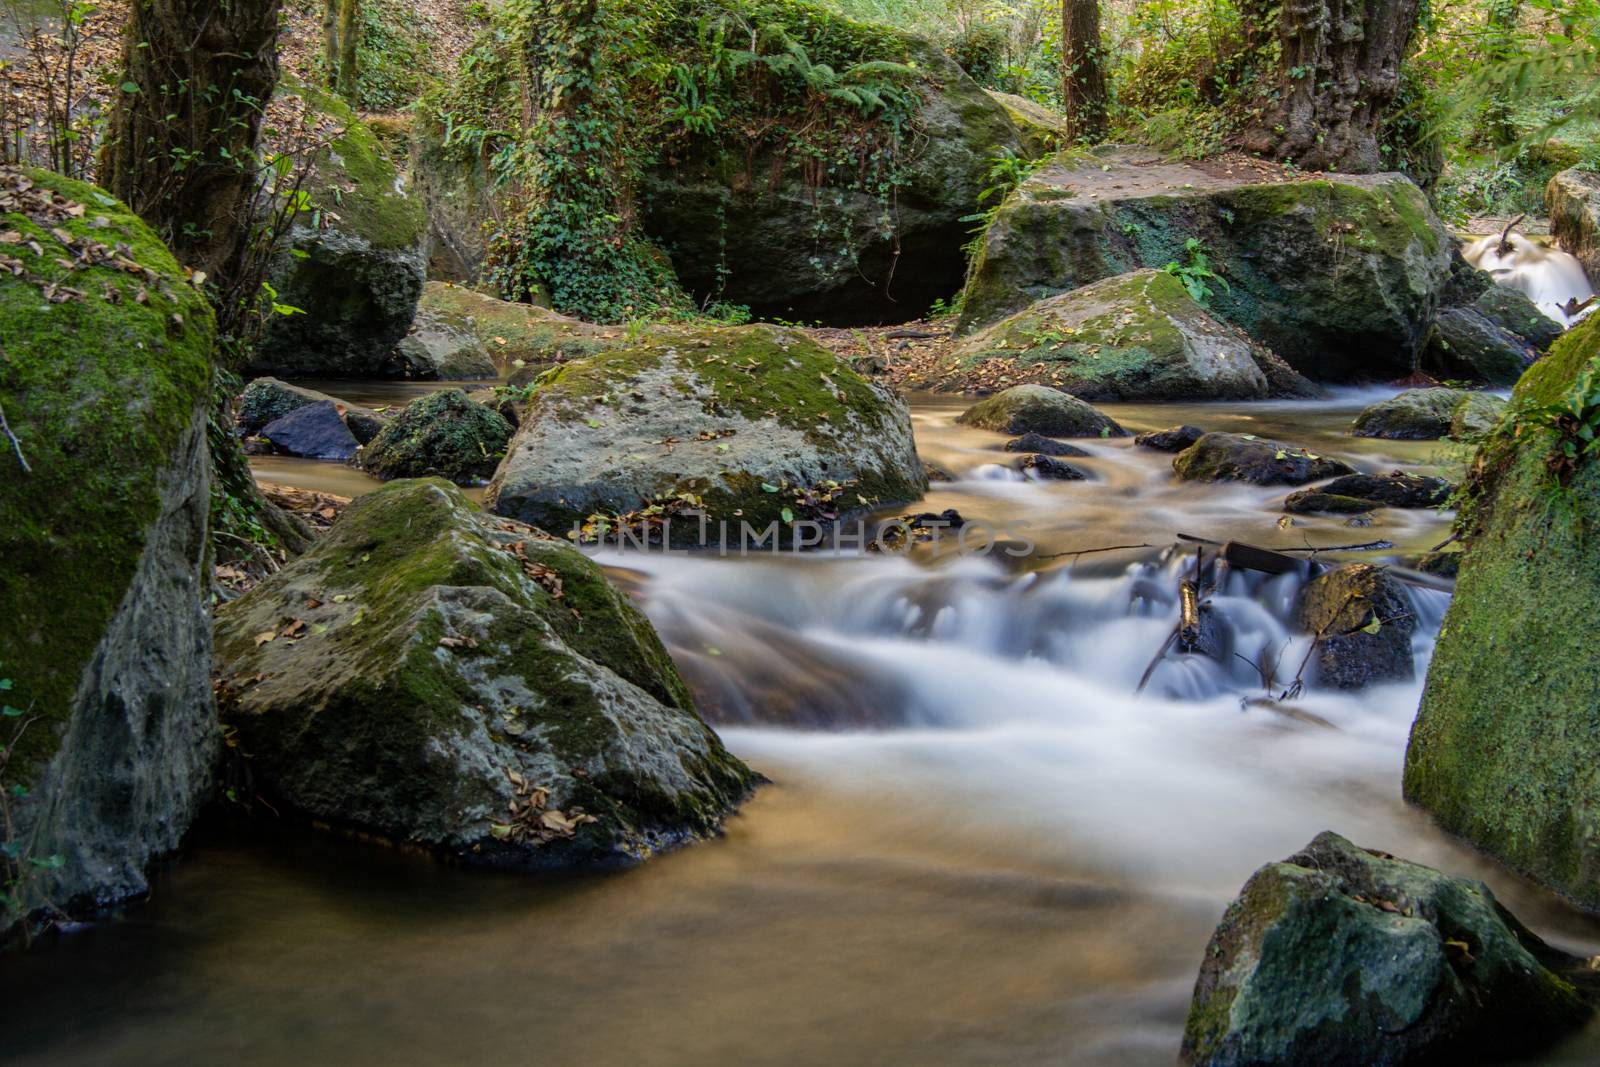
985, 91, 1064, 158
1173, 432, 1354, 486
925, 270, 1310, 401
396, 313, 498, 381
415, 282, 612, 374
959, 148, 1452, 380
1549, 168, 1600, 280
1405, 315, 1600, 911
0, 169, 217, 938
1181, 832, 1590, 1066
251, 86, 428, 378
956, 384, 1126, 437
214, 480, 757, 868
641, 28, 1024, 323
1351, 387, 1508, 441
361, 389, 513, 486
486, 323, 926, 536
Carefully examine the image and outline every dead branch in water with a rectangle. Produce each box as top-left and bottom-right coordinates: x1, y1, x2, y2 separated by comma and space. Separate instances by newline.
1497, 213, 1526, 256
0, 401, 29, 474
1037, 541, 1155, 563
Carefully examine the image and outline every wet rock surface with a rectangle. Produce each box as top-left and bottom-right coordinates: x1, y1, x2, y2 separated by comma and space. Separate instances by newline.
956, 384, 1127, 438
1173, 432, 1355, 486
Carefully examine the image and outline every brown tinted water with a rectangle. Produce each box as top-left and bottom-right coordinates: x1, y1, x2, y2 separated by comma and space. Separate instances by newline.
7, 390, 1600, 1066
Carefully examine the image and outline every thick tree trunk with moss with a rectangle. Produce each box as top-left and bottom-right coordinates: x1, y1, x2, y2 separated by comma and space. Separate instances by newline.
336, 0, 360, 101
323, 0, 340, 87
1239, 0, 1422, 173
104, 0, 282, 300
1061, 0, 1107, 142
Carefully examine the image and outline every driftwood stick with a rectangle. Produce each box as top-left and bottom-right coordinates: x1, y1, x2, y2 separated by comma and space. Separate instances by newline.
1038, 541, 1155, 562
1135, 624, 1181, 694
1496, 213, 1526, 256
0, 401, 29, 474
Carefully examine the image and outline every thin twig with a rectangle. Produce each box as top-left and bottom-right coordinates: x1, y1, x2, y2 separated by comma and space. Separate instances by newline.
0, 401, 29, 474
1038, 541, 1154, 562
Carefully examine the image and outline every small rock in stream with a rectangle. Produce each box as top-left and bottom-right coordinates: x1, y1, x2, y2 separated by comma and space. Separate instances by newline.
1002, 431, 1090, 457
1135, 424, 1205, 452
259, 401, 362, 462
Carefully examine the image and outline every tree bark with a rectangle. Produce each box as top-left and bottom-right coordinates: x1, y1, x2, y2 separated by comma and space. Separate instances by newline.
1061, 0, 1107, 142
104, 0, 282, 295
1239, 0, 1423, 172
323, 0, 340, 88
336, 0, 360, 101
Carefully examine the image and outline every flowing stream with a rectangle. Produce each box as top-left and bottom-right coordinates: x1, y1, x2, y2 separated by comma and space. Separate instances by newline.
6, 391, 1600, 1065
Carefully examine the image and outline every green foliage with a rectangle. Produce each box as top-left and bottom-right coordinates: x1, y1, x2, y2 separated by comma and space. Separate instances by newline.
435, 0, 927, 322
352, 0, 436, 111
1163, 237, 1229, 305
945, 21, 1008, 85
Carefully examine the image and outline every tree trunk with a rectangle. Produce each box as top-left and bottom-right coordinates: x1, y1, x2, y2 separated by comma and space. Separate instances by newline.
337, 0, 360, 101
104, 0, 282, 300
1239, 0, 1423, 172
1061, 0, 1107, 142
323, 0, 340, 88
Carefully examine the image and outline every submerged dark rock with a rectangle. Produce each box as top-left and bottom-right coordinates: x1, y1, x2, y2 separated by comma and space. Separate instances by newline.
1285, 472, 1451, 513
1015, 454, 1088, 480
1292, 563, 1415, 690
1172, 432, 1354, 486
1002, 431, 1090, 457
1182, 831, 1592, 1066
1135, 424, 1205, 452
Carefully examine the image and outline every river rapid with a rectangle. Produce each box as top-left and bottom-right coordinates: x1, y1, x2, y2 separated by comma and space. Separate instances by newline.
5, 390, 1600, 1065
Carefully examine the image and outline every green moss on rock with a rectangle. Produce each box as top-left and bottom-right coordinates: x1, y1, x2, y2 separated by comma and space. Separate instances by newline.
928, 270, 1303, 400
1183, 832, 1591, 1066
361, 389, 513, 485
958, 149, 1452, 381
1405, 315, 1600, 911
0, 168, 214, 785
214, 479, 756, 867
486, 322, 926, 538
956, 383, 1127, 437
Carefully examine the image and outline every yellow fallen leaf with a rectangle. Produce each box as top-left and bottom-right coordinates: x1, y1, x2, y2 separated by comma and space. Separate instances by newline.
253, 631, 277, 647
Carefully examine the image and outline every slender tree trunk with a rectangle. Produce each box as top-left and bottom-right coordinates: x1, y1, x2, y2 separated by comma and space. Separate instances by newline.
1061, 0, 1108, 142
337, 0, 360, 101
323, 0, 340, 88
1239, 0, 1423, 172
104, 0, 282, 296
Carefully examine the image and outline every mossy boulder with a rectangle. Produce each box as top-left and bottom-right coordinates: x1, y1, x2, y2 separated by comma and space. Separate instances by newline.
1405, 315, 1600, 911
985, 91, 1064, 158
1182, 831, 1591, 1066
1475, 282, 1565, 353
1292, 563, 1417, 690
1425, 306, 1537, 387
1451, 391, 1509, 440
251, 85, 429, 379
410, 119, 502, 286
1351, 387, 1504, 441
927, 270, 1309, 401
959, 148, 1452, 381
417, 282, 613, 374
1173, 432, 1354, 486
238, 377, 388, 444
1135, 424, 1206, 452
641, 27, 1025, 323
1284, 472, 1450, 514
956, 384, 1126, 437
0, 169, 217, 938
213, 479, 757, 869
486, 323, 926, 538
1549, 167, 1600, 280
361, 389, 513, 486
396, 314, 498, 380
